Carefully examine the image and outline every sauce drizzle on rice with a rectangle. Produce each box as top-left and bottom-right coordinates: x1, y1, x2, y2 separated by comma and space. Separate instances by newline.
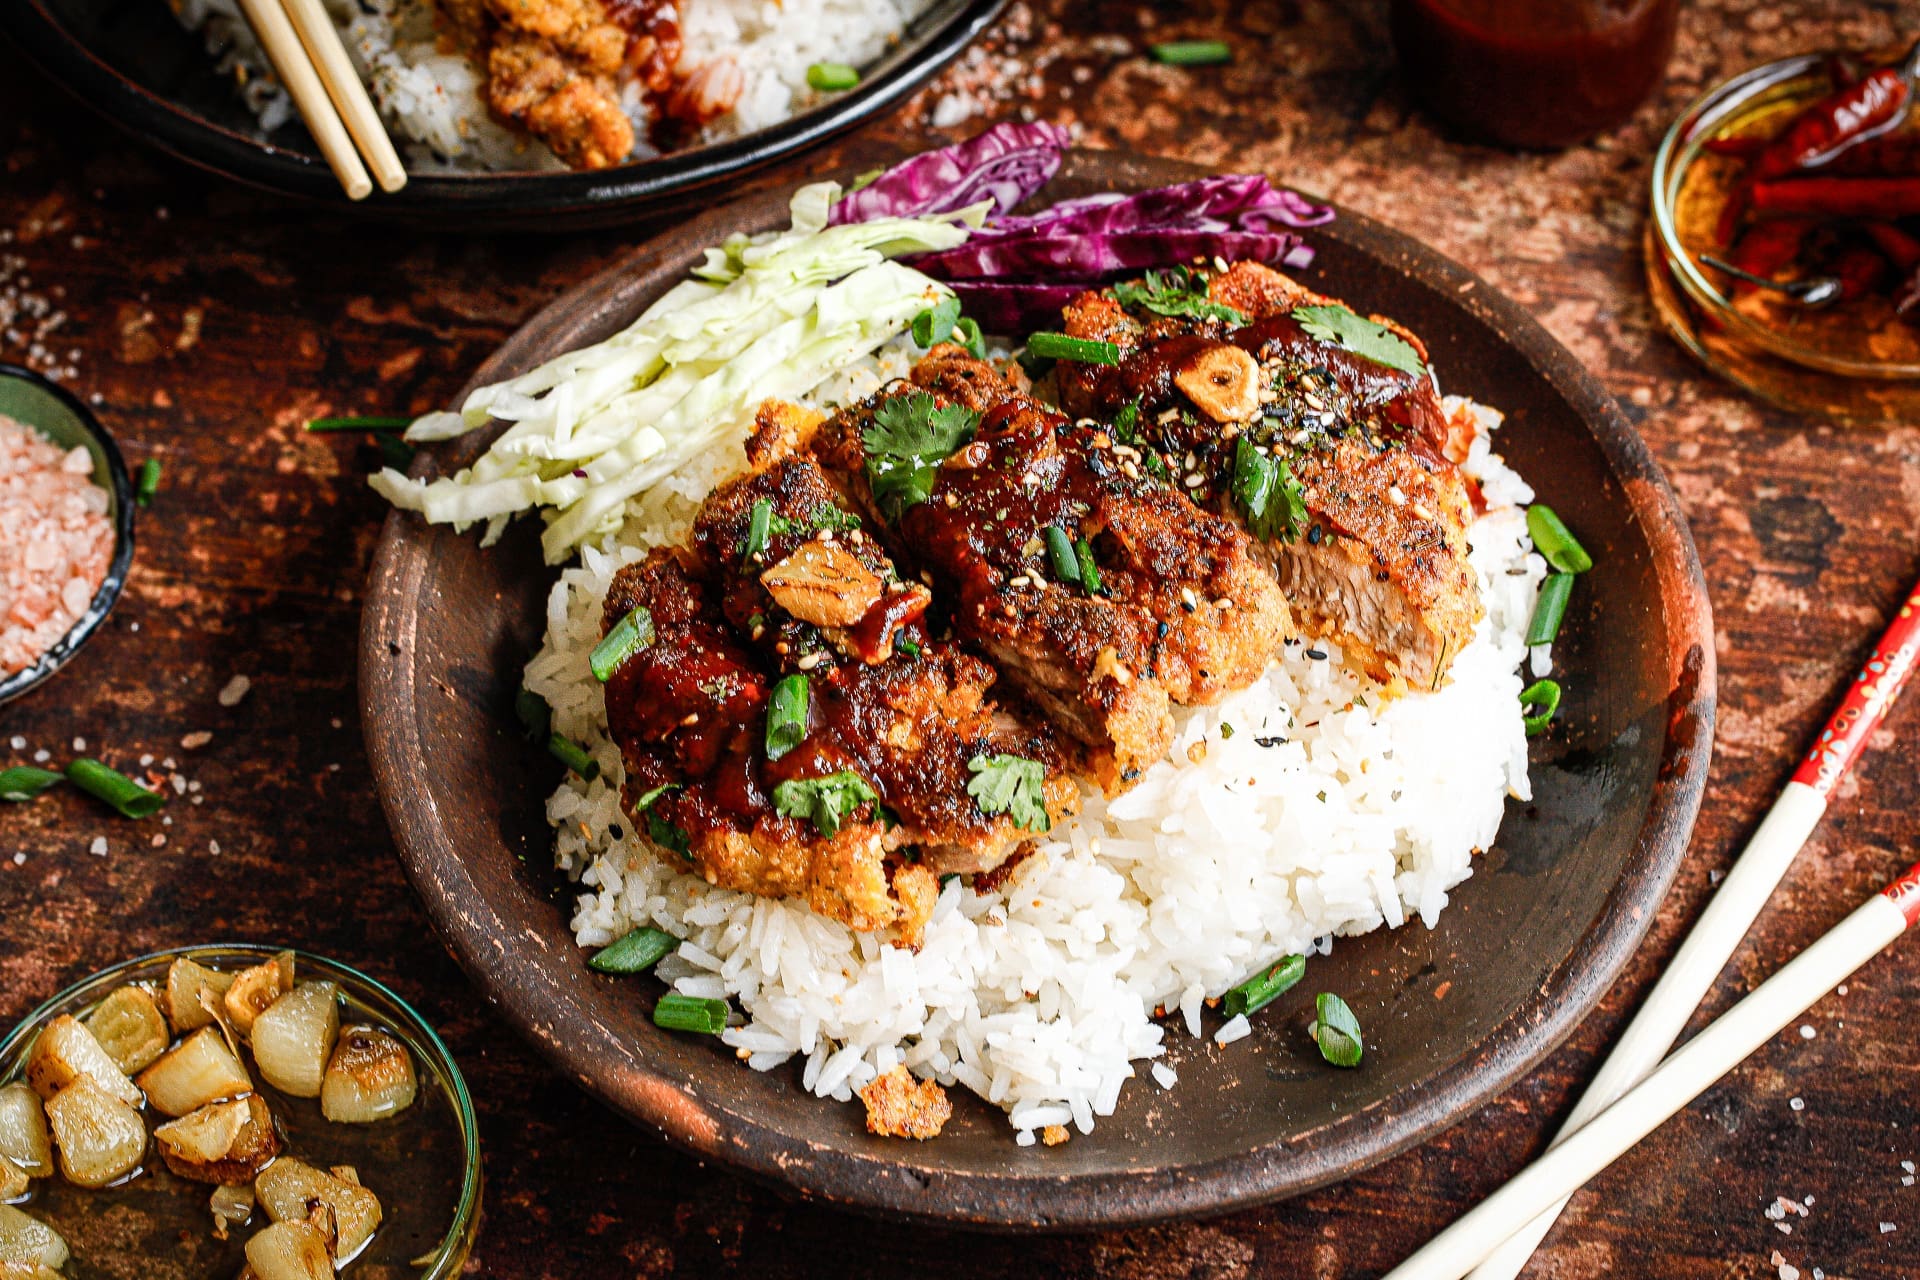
0, 415, 112, 678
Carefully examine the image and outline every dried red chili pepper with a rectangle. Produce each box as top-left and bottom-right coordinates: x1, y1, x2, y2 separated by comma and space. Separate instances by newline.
1724, 219, 1813, 287
1751, 42, 1920, 180
1703, 134, 1767, 159
1864, 221, 1920, 272
1751, 176, 1920, 219
1818, 132, 1920, 177
1828, 244, 1891, 301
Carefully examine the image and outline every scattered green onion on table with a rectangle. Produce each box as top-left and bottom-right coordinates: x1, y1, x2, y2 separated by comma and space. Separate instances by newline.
0, 765, 64, 802
135, 458, 162, 507
305, 415, 412, 432
1150, 40, 1232, 66
65, 758, 166, 819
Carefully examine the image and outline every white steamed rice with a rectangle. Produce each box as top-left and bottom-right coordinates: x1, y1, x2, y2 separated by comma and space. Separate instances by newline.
531, 338, 1547, 1142
170, 0, 932, 170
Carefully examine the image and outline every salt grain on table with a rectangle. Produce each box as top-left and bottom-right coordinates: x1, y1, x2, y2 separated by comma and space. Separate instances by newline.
0, 415, 112, 676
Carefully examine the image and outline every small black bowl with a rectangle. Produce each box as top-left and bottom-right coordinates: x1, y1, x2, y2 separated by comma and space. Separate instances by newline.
2, 0, 1008, 230
0, 363, 137, 707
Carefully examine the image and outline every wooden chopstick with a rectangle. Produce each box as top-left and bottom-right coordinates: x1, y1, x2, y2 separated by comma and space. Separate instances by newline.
277, 0, 408, 193
231, 0, 371, 200
1456, 578, 1920, 1280
1386, 855, 1920, 1280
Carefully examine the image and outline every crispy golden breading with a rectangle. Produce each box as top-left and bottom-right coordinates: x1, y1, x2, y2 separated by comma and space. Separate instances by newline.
859, 1065, 952, 1140
1055, 261, 1482, 690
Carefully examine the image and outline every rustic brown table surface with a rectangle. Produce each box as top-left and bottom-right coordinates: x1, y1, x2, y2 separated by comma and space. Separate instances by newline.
4, 1, 1919, 1276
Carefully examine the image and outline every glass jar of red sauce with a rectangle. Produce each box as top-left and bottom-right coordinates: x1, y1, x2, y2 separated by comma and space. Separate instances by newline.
1390, 0, 1681, 149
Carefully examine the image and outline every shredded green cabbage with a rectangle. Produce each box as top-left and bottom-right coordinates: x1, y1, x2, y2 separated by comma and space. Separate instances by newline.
372, 182, 984, 564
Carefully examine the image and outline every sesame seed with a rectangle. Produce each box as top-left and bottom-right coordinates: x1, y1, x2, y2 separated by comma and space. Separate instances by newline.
1009, 575, 1031, 588
797, 652, 826, 671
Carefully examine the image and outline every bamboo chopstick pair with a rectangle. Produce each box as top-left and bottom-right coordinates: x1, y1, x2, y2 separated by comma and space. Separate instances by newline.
1384, 579, 1920, 1280
233, 0, 406, 199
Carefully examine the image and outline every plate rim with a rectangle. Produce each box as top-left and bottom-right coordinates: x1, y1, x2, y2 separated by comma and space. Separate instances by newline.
359, 150, 1716, 1229
1, 0, 1008, 219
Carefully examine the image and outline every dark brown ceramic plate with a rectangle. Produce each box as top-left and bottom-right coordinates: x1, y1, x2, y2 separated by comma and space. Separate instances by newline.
360, 151, 1715, 1230
2, 0, 1005, 228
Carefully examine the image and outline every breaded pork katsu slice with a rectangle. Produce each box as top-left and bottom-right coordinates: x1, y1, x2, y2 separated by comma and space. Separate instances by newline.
1053, 261, 1482, 690
599, 431, 1075, 943
812, 348, 1293, 793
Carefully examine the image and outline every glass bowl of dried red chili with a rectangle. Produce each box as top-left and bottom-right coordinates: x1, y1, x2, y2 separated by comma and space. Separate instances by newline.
1648, 41, 1920, 423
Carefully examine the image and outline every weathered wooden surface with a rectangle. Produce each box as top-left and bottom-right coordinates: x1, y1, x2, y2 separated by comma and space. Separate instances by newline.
3, 1, 1918, 1276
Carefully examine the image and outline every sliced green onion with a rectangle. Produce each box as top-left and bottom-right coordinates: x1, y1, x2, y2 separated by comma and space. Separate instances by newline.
633, 782, 679, 812
766, 673, 810, 762
1042, 525, 1080, 584
548, 735, 599, 780
1075, 537, 1101, 595
911, 295, 961, 348
589, 927, 678, 975
305, 416, 412, 432
743, 499, 775, 567
1311, 992, 1363, 1067
1520, 678, 1562, 736
1026, 332, 1121, 365
135, 458, 161, 507
591, 606, 655, 682
1150, 39, 1232, 66
376, 434, 416, 471
1224, 954, 1305, 1018
952, 316, 986, 359
66, 758, 165, 819
515, 687, 552, 742
653, 993, 729, 1034
894, 633, 922, 658
806, 62, 860, 92
1526, 572, 1575, 646
0, 766, 64, 802
1527, 505, 1592, 574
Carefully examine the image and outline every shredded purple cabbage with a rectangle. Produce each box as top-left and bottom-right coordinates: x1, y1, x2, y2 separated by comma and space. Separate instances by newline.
827, 122, 1073, 225
830, 125, 1335, 332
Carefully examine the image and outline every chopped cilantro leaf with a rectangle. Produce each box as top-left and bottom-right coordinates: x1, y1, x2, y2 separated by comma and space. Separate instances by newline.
772, 770, 880, 837
809, 503, 861, 534
1292, 304, 1426, 378
966, 753, 1051, 832
862, 391, 980, 520
1111, 401, 1140, 446
646, 812, 691, 857
1113, 266, 1248, 326
1231, 436, 1307, 543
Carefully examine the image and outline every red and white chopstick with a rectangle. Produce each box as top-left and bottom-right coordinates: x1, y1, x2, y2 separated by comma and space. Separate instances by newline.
1418, 578, 1920, 1280
1388, 856, 1920, 1280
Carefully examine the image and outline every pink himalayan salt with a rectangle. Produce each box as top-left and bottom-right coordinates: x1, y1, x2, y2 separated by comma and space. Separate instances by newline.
0, 413, 113, 676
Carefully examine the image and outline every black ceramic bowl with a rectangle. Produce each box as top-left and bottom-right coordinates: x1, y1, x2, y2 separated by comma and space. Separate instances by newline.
1, 0, 1006, 229
0, 363, 137, 707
